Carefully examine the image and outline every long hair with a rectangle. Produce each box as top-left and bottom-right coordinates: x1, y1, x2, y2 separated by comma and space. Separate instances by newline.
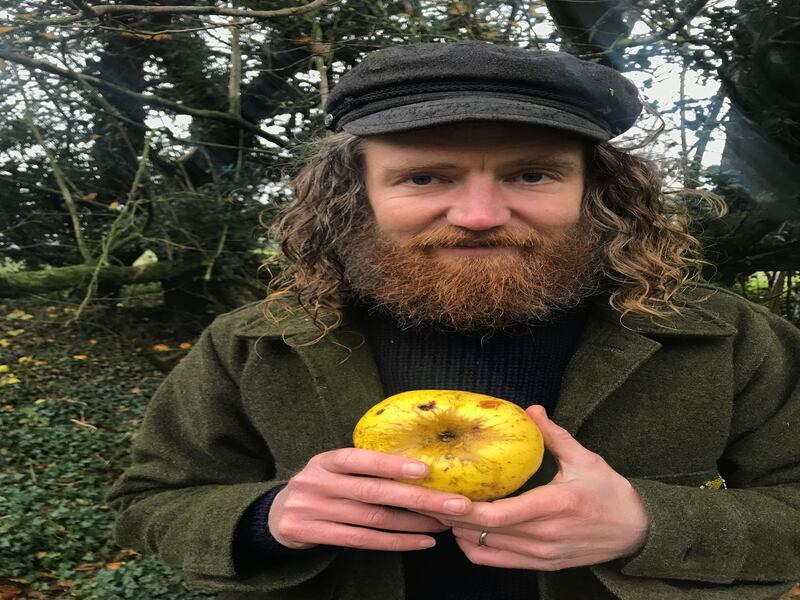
261, 131, 723, 339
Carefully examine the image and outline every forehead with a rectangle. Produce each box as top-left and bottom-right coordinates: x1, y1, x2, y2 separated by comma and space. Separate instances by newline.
362, 122, 586, 163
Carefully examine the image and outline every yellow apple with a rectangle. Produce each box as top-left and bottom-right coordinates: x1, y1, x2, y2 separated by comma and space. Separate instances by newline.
352, 389, 544, 501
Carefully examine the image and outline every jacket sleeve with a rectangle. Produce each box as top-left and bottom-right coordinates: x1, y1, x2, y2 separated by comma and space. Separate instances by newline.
106, 317, 339, 594
591, 302, 800, 598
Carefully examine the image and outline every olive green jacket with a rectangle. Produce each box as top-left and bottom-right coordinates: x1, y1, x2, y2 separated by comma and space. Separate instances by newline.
108, 285, 800, 600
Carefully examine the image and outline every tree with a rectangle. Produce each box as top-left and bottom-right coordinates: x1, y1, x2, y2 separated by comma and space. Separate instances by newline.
1, 0, 797, 318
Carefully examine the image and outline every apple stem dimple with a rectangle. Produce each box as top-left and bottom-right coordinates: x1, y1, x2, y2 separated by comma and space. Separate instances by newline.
438, 431, 457, 442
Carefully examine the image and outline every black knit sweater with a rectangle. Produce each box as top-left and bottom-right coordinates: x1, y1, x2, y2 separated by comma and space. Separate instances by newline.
234, 302, 589, 599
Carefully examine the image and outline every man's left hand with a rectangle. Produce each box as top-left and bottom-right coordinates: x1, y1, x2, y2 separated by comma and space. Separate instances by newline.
424, 405, 650, 571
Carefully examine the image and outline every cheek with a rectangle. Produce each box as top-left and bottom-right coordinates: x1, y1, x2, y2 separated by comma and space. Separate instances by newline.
517, 197, 582, 231
371, 202, 443, 236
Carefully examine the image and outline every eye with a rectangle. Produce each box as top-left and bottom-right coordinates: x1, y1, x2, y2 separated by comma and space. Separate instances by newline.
403, 174, 440, 186
511, 172, 553, 184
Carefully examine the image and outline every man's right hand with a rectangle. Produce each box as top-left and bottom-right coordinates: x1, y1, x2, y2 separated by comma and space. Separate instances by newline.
267, 448, 473, 551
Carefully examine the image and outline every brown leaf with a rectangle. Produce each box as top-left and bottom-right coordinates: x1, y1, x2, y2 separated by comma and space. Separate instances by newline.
0, 585, 24, 600
84, 192, 98, 201
447, 1, 469, 16
105, 562, 124, 570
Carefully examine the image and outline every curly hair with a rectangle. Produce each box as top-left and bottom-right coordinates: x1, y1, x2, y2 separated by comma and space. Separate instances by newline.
260, 131, 722, 339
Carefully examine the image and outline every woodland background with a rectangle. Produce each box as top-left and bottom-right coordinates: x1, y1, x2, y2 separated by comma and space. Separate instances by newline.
0, 0, 799, 598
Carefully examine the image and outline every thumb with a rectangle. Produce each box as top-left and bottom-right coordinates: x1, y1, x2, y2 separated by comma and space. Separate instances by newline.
525, 405, 589, 465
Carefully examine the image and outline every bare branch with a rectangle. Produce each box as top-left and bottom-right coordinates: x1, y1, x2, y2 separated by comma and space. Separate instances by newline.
0, 50, 289, 148
34, 0, 333, 26
19, 82, 94, 263
580, 0, 710, 59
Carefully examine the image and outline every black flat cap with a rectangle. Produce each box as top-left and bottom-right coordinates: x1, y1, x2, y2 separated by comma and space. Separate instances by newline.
325, 41, 641, 141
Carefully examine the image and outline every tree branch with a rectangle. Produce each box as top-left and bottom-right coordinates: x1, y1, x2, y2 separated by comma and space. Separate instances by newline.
35, 0, 333, 26
579, 0, 710, 59
21, 87, 94, 264
0, 50, 289, 148
0, 260, 203, 298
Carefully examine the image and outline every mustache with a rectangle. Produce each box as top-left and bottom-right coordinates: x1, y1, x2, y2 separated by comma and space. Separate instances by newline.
403, 227, 549, 249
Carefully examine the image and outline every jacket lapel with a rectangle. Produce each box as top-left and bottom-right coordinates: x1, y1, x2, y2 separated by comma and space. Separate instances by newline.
555, 315, 661, 436
556, 295, 737, 437
239, 302, 385, 448
238, 292, 736, 445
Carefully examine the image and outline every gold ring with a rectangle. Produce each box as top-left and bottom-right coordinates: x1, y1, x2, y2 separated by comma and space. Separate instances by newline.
478, 531, 489, 546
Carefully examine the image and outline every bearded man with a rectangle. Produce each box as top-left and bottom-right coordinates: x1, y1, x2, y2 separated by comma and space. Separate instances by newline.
109, 42, 800, 600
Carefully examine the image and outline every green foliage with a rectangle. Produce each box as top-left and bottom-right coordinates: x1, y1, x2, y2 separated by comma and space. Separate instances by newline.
69, 556, 210, 599
0, 301, 211, 597
0, 257, 27, 274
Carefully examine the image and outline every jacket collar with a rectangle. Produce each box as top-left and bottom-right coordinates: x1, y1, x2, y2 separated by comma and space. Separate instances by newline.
234, 289, 737, 340
234, 290, 736, 438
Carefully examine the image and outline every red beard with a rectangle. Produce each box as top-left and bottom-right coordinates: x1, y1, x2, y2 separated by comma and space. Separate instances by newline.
337, 219, 604, 331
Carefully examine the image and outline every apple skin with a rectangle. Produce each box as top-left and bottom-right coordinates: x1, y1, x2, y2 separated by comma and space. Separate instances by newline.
352, 390, 544, 501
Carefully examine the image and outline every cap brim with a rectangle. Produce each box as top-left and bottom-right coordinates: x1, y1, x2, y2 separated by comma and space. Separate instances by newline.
340, 96, 611, 141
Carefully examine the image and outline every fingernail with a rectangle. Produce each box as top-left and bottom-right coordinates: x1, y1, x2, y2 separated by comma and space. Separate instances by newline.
444, 499, 467, 514
403, 462, 427, 477
419, 538, 436, 548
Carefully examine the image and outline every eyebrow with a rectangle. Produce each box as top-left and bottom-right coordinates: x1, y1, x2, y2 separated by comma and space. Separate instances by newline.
381, 155, 581, 177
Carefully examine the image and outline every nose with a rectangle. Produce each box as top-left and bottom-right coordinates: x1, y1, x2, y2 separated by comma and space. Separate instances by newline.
446, 177, 511, 231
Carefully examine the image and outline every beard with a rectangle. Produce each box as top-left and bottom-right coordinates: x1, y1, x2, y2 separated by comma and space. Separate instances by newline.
336, 217, 605, 332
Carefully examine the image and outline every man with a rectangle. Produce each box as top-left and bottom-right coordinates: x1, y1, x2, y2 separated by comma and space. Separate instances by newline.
108, 42, 800, 600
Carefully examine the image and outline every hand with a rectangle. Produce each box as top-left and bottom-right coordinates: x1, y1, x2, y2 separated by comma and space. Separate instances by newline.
426, 405, 650, 571
268, 447, 473, 551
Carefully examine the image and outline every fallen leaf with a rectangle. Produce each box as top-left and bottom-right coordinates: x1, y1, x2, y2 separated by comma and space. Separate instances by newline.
0, 376, 21, 385
105, 562, 124, 570
0, 59, 6, 70
7, 309, 33, 320
0, 27, 15, 35
88, 339, 97, 345
34, 551, 48, 559
0, 585, 24, 600
447, 1, 469, 16
108, 201, 120, 210
0, 365, 8, 373
7, 329, 24, 336
179, 342, 191, 350
130, 387, 141, 394
41, 31, 57, 40
152, 343, 171, 352
0, 339, 10, 348
84, 192, 98, 201
72, 354, 89, 361
18, 356, 33, 364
